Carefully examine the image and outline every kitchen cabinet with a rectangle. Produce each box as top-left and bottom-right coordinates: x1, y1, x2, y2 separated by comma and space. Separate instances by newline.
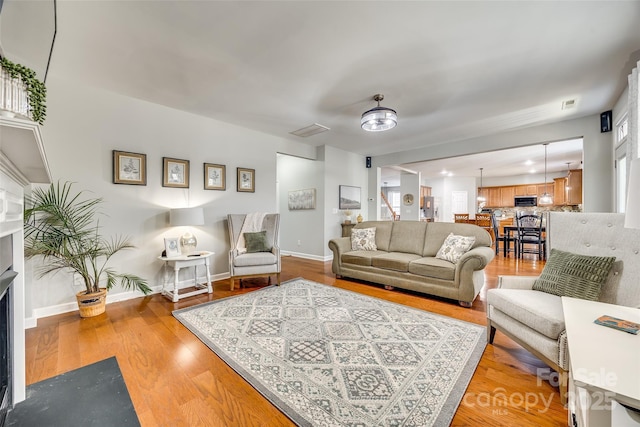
554, 178, 566, 205
566, 169, 582, 205
514, 185, 526, 196
419, 186, 432, 208
500, 186, 515, 207
488, 188, 502, 207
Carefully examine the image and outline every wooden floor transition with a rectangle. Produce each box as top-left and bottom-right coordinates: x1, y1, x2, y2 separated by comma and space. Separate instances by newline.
25, 254, 568, 426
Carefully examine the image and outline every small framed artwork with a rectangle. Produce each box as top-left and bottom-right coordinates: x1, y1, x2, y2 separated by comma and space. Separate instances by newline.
204, 163, 226, 190
163, 157, 190, 188
164, 237, 181, 257
113, 150, 146, 185
288, 188, 316, 210
339, 185, 361, 209
237, 167, 255, 193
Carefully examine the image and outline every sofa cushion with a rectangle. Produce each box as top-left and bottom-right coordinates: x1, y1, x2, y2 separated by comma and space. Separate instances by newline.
354, 221, 393, 252
408, 257, 455, 281
423, 222, 491, 256
435, 233, 476, 263
342, 251, 388, 267
388, 221, 427, 255
351, 227, 377, 251
371, 252, 422, 272
532, 249, 616, 301
487, 289, 565, 340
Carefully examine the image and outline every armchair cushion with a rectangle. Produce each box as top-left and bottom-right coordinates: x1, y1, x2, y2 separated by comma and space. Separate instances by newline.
435, 233, 476, 263
244, 230, 272, 253
532, 249, 616, 301
233, 252, 278, 267
487, 289, 565, 339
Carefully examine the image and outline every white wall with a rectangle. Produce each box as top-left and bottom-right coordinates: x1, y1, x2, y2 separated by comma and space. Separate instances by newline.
277, 154, 325, 259
322, 146, 368, 258
27, 77, 315, 319
400, 172, 420, 220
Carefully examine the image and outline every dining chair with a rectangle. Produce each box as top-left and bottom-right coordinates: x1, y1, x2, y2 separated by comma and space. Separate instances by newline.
474, 213, 493, 240
454, 213, 469, 223
491, 213, 518, 257
515, 211, 546, 260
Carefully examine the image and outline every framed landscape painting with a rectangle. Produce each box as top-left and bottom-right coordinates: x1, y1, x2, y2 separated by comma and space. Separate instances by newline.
237, 167, 255, 193
204, 163, 226, 190
113, 150, 146, 185
163, 157, 190, 188
339, 185, 361, 209
288, 188, 316, 210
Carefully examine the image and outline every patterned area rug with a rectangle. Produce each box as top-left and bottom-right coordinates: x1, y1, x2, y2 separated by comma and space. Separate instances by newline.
173, 278, 485, 426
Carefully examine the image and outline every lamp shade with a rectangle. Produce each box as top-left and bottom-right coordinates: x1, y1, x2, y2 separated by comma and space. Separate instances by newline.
625, 158, 640, 229
170, 207, 204, 226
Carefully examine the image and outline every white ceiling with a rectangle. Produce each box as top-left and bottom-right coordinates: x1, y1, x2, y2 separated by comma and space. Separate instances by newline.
382, 137, 583, 185
2, 1, 639, 159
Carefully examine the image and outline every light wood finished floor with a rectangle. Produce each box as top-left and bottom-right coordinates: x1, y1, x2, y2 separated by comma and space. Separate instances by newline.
26, 254, 568, 426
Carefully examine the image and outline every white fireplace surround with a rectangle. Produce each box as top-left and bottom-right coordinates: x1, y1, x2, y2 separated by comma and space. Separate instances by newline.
0, 116, 51, 405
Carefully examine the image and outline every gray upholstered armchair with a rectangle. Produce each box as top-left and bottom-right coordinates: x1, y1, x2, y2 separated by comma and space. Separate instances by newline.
227, 213, 281, 291
487, 212, 640, 404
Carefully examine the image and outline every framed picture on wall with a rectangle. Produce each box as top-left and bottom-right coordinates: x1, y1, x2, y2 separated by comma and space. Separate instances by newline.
339, 185, 361, 209
163, 157, 190, 188
204, 163, 226, 190
237, 167, 255, 192
288, 188, 316, 210
113, 150, 146, 185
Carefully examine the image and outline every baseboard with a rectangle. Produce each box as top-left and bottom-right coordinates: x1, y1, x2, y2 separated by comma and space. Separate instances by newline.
282, 251, 332, 262
28, 272, 231, 327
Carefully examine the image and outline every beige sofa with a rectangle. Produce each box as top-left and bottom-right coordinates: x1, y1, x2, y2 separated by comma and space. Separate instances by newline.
328, 220, 495, 306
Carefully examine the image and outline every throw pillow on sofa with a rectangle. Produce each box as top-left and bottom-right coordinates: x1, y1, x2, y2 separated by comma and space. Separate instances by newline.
435, 233, 476, 263
532, 248, 615, 301
351, 227, 377, 251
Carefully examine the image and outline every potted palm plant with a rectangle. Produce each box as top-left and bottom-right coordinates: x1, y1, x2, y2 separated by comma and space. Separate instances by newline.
24, 182, 151, 317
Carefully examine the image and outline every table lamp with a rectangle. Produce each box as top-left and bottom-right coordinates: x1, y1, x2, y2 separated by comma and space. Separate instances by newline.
170, 207, 205, 254
625, 158, 640, 229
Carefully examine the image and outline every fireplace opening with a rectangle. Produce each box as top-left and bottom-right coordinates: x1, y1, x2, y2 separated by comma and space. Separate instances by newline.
0, 234, 15, 427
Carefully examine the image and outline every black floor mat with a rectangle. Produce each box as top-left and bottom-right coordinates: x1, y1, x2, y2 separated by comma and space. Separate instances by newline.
6, 357, 139, 426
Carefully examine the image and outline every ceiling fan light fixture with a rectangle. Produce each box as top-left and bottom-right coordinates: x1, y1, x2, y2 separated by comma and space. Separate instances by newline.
361, 94, 397, 132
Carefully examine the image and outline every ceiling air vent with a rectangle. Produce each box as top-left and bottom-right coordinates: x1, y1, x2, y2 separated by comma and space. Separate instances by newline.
290, 123, 330, 137
561, 99, 576, 110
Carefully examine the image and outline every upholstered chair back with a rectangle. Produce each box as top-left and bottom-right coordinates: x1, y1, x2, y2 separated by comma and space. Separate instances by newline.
547, 212, 640, 307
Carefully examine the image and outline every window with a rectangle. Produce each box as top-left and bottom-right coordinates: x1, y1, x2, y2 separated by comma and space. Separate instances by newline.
617, 116, 628, 143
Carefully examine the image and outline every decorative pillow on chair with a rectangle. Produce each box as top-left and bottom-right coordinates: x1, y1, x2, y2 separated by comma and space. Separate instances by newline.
532, 249, 615, 301
243, 231, 272, 253
435, 233, 476, 263
351, 227, 377, 251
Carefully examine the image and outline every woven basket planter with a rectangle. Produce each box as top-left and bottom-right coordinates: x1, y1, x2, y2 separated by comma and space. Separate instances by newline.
75, 288, 107, 318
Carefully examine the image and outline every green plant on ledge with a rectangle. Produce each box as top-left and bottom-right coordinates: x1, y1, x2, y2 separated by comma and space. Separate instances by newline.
24, 182, 151, 297
0, 56, 47, 125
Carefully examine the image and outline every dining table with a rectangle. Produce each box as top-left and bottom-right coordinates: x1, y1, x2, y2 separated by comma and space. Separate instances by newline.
502, 224, 546, 258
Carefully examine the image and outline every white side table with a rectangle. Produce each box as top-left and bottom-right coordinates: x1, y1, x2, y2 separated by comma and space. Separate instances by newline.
158, 251, 214, 302
563, 297, 640, 427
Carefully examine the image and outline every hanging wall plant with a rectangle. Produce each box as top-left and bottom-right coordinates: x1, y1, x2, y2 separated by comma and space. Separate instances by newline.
0, 56, 47, 124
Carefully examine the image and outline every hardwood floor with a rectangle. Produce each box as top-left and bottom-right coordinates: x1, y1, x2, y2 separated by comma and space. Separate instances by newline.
25, 253, 567, 426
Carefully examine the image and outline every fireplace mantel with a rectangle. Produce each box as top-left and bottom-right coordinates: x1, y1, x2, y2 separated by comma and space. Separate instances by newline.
0, 115, 51, 405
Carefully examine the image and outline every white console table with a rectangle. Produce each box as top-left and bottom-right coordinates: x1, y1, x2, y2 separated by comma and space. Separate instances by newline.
563, 297, 640, 427
158, 251, 214, 302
